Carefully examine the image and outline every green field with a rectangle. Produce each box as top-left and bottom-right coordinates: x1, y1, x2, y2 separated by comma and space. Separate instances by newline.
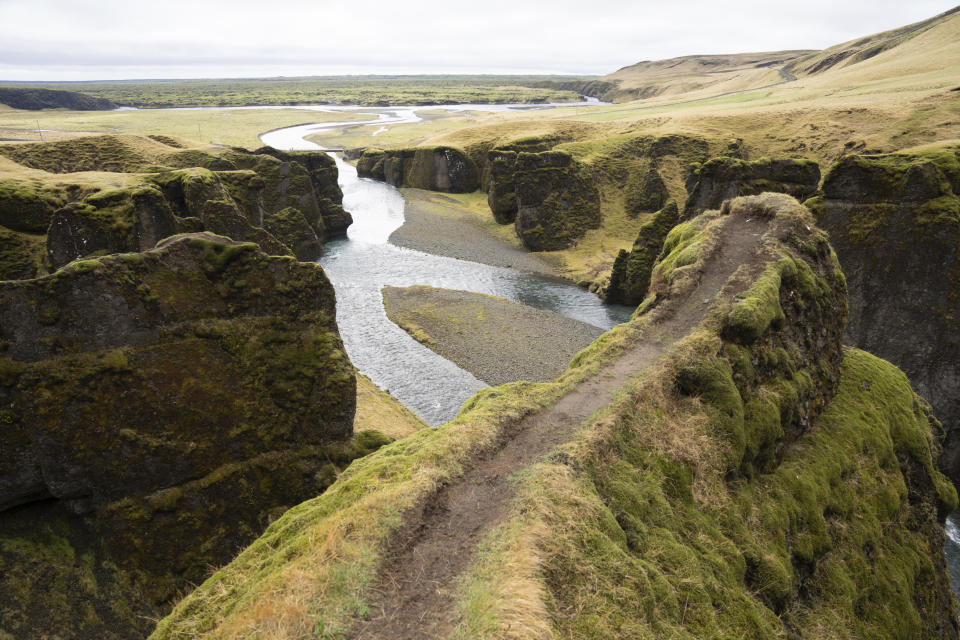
2, 75, 592, 108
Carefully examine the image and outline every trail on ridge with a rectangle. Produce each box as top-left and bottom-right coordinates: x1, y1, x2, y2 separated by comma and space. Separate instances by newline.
352, 213, 771, 640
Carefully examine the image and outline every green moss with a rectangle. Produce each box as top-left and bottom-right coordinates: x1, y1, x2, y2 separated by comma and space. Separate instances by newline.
0, 225, 47, 280
726, 260, 787, 342
0, 135, 153, 173
606, 201, 679, 304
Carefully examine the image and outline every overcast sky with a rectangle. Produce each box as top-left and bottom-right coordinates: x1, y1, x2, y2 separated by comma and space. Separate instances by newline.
0, 0, 955, 81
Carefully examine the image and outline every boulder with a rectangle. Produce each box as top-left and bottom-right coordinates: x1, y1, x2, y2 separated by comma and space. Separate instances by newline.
685, 156, 821, 215
513, 151, 601, 251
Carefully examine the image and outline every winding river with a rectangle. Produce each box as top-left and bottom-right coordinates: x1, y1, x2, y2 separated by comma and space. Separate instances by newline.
260, 100, 630, 425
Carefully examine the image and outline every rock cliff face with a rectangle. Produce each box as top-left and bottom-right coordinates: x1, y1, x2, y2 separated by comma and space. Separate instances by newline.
0, 233, 376, 639
625, 165, 669, 215
513, 150, 602, 251
0, 140, 351, 271
0, 136, 367, 639
604, 201, 679, 304
685, 156, 820, 216
486, 149, 520, 224
806, 149, 960, 486
356, 146, 480, 193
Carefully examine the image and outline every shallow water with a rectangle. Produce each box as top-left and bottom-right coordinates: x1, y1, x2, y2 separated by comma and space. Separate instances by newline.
261, 100, 630, 424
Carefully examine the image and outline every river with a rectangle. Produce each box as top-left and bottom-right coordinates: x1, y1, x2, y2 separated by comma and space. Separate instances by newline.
260, 100, 630, 425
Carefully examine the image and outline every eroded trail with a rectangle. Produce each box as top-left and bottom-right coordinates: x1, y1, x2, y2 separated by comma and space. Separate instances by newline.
352, 214, 770, 640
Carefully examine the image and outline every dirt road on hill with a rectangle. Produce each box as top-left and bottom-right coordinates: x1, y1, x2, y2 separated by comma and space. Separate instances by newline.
352, 213, 771, 640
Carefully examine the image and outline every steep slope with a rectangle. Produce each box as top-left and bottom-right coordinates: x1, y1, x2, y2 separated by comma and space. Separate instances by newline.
807, 145, 960, 487
0, 234, 373, 639
595, 51, 811, 103
152, 194, 956, 640
785, 6, 960, 78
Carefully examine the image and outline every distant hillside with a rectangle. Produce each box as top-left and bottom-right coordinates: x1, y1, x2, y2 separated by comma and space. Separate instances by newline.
785, 6, 960, 77
0, 87, 117, 111
594, 50, 813, 102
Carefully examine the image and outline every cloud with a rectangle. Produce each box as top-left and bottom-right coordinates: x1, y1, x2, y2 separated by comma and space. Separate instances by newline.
0, 0, 955, 80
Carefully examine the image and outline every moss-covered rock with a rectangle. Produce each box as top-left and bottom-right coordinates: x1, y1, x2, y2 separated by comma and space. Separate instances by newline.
46, 184, 179, 269
0, 180, 64, 234
605, 201, 679, 304
0, 226, 47, 280
0, 233, 369, 639
486, 149, 519, 224
513, 150, 602, 251
807, 148, 960, 486
624, 165, 669, 216
685, 156, 821, 216
356, 146, 480, 193
0, 140, 351, 277
264, 206, 323, 261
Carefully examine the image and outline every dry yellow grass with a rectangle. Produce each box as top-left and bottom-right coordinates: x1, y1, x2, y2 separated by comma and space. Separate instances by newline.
0, 107, 374, 149
354, 373, 427, 440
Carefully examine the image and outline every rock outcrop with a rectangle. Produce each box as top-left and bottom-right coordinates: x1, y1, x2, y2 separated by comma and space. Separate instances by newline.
486, 149, 520, 224
604, 201, 679, 304
356, 146, 480, 193
625, 165, 669, 215
685, 156, 820, 215
513, 150, 602, 251
806, 148, 960, 486
36, 143, 353, 268
0, 233, 376, 639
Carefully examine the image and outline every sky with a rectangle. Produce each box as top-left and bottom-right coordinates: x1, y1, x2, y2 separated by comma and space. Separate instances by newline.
0, 0, 955, 81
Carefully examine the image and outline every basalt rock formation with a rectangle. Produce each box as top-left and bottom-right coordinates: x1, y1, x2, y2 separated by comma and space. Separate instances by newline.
625, 165, 669, 215
513, 150, 601, 251
685, 156, 820, 216
0, 139, 351, 271
806, 148, 960, 487
604, 201, 679, 304
0, 233, 376, 639
486, 148, 520, 224
356, 146, 480, 193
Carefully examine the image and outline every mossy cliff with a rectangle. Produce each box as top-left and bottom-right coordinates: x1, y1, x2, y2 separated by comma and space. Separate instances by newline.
604, 201, 679, 305
0, 233, 374, 639
356, 146, 480, 193
466, 194, 957, 639
151, 194, 956, 640
0, 136, 351, 272
806, 148, 960, 487
513, 150, 602, 251
685, 156, 821, 216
